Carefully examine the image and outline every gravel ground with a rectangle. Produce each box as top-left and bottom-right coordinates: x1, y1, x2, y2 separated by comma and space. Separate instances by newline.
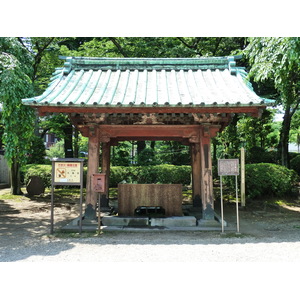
1, 187, 300, 263
1, 188, 300, 298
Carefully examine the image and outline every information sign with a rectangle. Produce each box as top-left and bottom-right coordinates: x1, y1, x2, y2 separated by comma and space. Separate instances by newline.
218, 159, 239, 176
54, 161, 81, 184
218, 158, 240, 234
50, 158, 84, 234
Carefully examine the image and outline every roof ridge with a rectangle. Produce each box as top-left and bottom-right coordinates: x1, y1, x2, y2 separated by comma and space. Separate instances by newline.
59, 56, 234, 73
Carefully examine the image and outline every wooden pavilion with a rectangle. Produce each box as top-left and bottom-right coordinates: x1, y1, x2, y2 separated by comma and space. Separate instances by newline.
22, 56, 266, 222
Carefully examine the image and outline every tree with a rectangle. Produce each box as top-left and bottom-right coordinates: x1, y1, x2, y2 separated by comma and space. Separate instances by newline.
245, 37, 300, 167
0, 37, 35, 194
19, 38, 78, 158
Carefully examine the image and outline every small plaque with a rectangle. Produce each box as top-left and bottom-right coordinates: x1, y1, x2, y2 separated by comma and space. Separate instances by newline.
218, 159, 239, 176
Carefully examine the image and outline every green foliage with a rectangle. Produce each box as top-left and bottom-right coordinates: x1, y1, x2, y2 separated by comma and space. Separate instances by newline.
0, 38, 35, 167
23, 164, 88, 188
245, 37, 300, 167
22, 164, 191, 190
290, 155, 300, 176
111, 141, 132, 166
109, 164, 191, 187
59, 37, 247, 59
154, 141, 190, 165
290, 110, 300, 145
246, 37, 300, 103
246, 146, 278, 164
136, 148, 156, 166
23, 164, 52, 188
27, 135, 46, 164
46, 140, 65, 159
216, 110, 279, 160
244, 163, 299, 199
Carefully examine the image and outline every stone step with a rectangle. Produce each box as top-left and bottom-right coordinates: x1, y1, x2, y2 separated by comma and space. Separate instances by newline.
102, 216, 149, 227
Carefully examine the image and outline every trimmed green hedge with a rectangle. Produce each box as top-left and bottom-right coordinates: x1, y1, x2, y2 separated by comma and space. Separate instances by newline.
23, 164, 191, 188
290, 154, 300, 176
23, 163, 298, 200
245, 163, 299, 199
110, 165, 191, 186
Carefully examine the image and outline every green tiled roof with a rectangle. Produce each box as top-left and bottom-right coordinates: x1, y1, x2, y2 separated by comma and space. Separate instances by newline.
22, 56, 265, 108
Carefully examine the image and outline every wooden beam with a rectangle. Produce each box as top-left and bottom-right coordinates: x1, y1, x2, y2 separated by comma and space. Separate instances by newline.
35, 105, 265, 116
98, 124, 201, 140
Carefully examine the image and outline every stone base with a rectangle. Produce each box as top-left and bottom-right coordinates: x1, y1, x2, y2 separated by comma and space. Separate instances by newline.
150, 216, 196, 227
102, 216, 149, 227
197, 218, 221, 228
61, 215, 230, 232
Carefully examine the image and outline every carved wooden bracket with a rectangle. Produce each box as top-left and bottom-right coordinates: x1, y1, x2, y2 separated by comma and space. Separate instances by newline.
134, 113, 164, 125
188, 135, 200, 143
82, 113, 106, 124
192, 113, 229, 124
100, 135, 111, 143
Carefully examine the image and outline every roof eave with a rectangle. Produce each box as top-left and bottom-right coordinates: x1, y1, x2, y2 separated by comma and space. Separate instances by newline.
29, 103, 266, 117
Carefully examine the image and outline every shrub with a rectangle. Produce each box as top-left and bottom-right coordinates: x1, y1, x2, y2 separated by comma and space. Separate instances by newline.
23, 164, 52, 188
110, 164, 191, 186
245, 163, 299, 199
46, 140, 65, 159
23, 164, 88, 188
290, 154, 300, 176
246, 146, 278, 164
23, 164, 192, 189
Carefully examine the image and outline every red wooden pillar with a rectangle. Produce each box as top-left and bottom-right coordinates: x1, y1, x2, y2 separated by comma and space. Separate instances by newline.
85, 126, 100, 219
200, 124, 221, 220
100, 141, 111, 207
191, 142, 202, 207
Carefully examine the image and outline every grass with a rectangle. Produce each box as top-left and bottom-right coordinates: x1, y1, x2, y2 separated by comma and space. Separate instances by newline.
0, 188, 30, 201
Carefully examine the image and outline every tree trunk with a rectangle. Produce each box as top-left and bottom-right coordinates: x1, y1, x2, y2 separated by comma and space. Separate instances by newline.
64, 123, 73, 158
137, 141, 146, 155
278, 105, 292, 168
73, 127, 79, 158
10, 160, 22, 195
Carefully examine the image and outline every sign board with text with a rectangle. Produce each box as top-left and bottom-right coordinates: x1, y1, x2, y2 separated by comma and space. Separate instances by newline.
50, 158, 84, 234
52, 158, 84, 185
54, 161, 81, 184
218, 159, 239, 176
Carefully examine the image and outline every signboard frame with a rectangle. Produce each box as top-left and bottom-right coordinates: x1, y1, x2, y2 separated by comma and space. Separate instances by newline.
218, 158, 240, 234
218, 159, 239, 176
50, 158, 85, 234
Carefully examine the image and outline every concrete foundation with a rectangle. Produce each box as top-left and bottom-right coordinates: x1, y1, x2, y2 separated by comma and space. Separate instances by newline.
61, 214, 231, 232
150, 216, 196, 227
197, 219, 221, 227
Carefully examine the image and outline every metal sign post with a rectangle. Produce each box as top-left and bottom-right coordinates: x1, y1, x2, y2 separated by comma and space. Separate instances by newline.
240, 147, 246, 207
218, 159, 240, 233
50, 158, 84, 234
220, 175, 224, 233
92, 173, 106, 234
